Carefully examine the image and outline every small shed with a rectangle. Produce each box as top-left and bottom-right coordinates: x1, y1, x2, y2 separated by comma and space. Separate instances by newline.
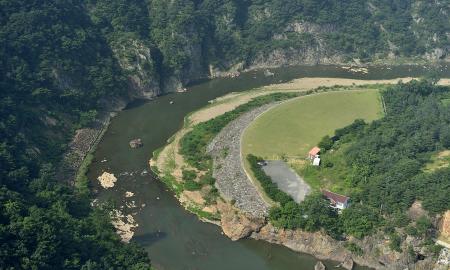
308, 146, 321, 160
322, 189, 350, 211
312, 157, 321, 166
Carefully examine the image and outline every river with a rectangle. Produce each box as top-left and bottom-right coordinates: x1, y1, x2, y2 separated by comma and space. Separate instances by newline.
87, 64, 450, 270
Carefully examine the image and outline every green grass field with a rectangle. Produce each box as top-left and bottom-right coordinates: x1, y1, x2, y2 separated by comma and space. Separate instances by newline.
242, 90, 383, 159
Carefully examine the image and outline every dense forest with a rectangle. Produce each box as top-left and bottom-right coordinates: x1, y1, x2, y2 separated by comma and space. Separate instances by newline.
268, 81, 450, 255
1, 0, 449, 268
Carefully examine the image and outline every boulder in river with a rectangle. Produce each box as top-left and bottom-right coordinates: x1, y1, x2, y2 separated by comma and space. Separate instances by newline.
314, 261, 326, 270
129, 138, 143, 148
341, 256, 354, 270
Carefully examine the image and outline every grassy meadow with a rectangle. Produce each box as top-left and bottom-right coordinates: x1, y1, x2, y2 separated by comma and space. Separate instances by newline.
242, 89, 383, 160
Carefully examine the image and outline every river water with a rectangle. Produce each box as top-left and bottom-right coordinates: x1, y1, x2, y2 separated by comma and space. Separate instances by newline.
88, 64, 450, 270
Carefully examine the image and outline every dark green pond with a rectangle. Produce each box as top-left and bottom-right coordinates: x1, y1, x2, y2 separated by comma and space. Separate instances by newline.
88, 64, 450, 270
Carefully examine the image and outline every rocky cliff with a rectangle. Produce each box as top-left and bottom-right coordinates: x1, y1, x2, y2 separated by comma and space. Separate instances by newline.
85, 0, 450, 98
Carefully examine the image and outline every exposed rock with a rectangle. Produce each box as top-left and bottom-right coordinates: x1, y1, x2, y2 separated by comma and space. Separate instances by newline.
314, 261, 326, 270
97, 172, 117, 189
110, 209, 138, 243
341, 256, 354, 270
217, 201, 265, 241
129, 138, 143, 148
408, 201, 428, 221
111, 37, 161, 98
435, 248, 450, 269
59, 97, 127, 184
252, 223, 350, 262
440, 210, 450, 239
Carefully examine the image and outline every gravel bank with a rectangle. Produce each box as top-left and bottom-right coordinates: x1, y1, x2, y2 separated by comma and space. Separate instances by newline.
207, 103, 278, 218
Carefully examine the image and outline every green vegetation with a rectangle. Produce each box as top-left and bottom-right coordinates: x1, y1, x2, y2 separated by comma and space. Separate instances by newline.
180, 92, 300, 170
344, 242, 364, 256
247, 155, 293, 205
255, 81, 450, 245
176, 92, 301, 213
0, 1, 150, 268
1, 0, 449, 267
75, 153, 95, 194
242, 90, 383, 159
89, 0, 450, 73
317, 81, 450, 215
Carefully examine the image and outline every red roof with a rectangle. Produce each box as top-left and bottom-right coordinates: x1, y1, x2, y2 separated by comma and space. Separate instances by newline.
308, 146, 321, 156
322, 190, 349, 204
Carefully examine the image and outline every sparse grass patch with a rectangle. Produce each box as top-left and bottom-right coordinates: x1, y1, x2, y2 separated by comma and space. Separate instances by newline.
187, 205, 220, 221
424, 150, 450, 172
344, 242, 364, 256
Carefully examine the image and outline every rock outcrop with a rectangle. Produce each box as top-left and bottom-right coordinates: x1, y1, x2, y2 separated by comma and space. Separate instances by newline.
314, 261, 326, 270
129, 138, 143, 148
111, 37, 161, 98
97, 172, 117, 189
217, 201, 266, 241
440, 210, 450, 239
341, 256, 354, 270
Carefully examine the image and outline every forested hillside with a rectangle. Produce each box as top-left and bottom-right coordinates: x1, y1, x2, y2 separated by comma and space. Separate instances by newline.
269, 81, 450, 257
1, 0, 449, 268
0, 1, 150, 268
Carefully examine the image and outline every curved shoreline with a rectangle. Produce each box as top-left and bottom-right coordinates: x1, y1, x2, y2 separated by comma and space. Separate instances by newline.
207, 103, 277, 217
150, 77, 450, 270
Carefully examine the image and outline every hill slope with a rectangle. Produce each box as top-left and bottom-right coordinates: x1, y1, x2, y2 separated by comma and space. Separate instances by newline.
1, 0, 450, 268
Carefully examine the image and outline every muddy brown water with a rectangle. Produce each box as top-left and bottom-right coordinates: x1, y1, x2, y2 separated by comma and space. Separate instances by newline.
88, 64, 450, 270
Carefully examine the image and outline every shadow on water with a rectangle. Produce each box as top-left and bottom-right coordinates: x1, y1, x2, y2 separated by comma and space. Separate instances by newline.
132, 231, 168, 247
88, 64, 450, 270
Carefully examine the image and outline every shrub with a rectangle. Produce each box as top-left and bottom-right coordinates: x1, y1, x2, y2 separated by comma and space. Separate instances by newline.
345, 242, 364, 256
389, 233, 402, 252
182, 169, 197, 181
184, 180, 202, 191
318, 135, 334, 152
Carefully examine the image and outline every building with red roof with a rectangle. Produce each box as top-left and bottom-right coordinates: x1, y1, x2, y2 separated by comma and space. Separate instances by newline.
308, 146, 320, 160
322, 189, 350, 211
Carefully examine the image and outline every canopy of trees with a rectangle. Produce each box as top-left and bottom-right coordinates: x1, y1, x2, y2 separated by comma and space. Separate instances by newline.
0, 1, 150, 268
268, 81, 450, 241
1, 0, 449, 267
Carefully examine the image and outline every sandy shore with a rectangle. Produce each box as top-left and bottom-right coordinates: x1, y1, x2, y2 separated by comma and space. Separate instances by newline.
191, 77, 450, 125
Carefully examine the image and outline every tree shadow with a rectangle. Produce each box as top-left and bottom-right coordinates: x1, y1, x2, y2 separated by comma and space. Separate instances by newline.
132, 231, 168, 246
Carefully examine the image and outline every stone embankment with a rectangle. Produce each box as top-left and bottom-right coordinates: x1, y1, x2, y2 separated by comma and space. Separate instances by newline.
207, 104, 277, 217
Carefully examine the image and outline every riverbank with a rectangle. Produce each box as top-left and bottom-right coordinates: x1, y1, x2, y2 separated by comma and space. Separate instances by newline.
150, 77, 450, 269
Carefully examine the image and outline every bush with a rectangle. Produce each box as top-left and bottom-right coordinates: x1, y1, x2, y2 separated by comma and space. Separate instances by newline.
318, 135, 334, 152
180, 92, 299, 170
345, 242, 364, 256
183, 180, 202, 191
340, 204, 381, 238
389, 233, 402, 252
247, 154, 293, 206
199, 173, 215, 186
182, 169, 197, 181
